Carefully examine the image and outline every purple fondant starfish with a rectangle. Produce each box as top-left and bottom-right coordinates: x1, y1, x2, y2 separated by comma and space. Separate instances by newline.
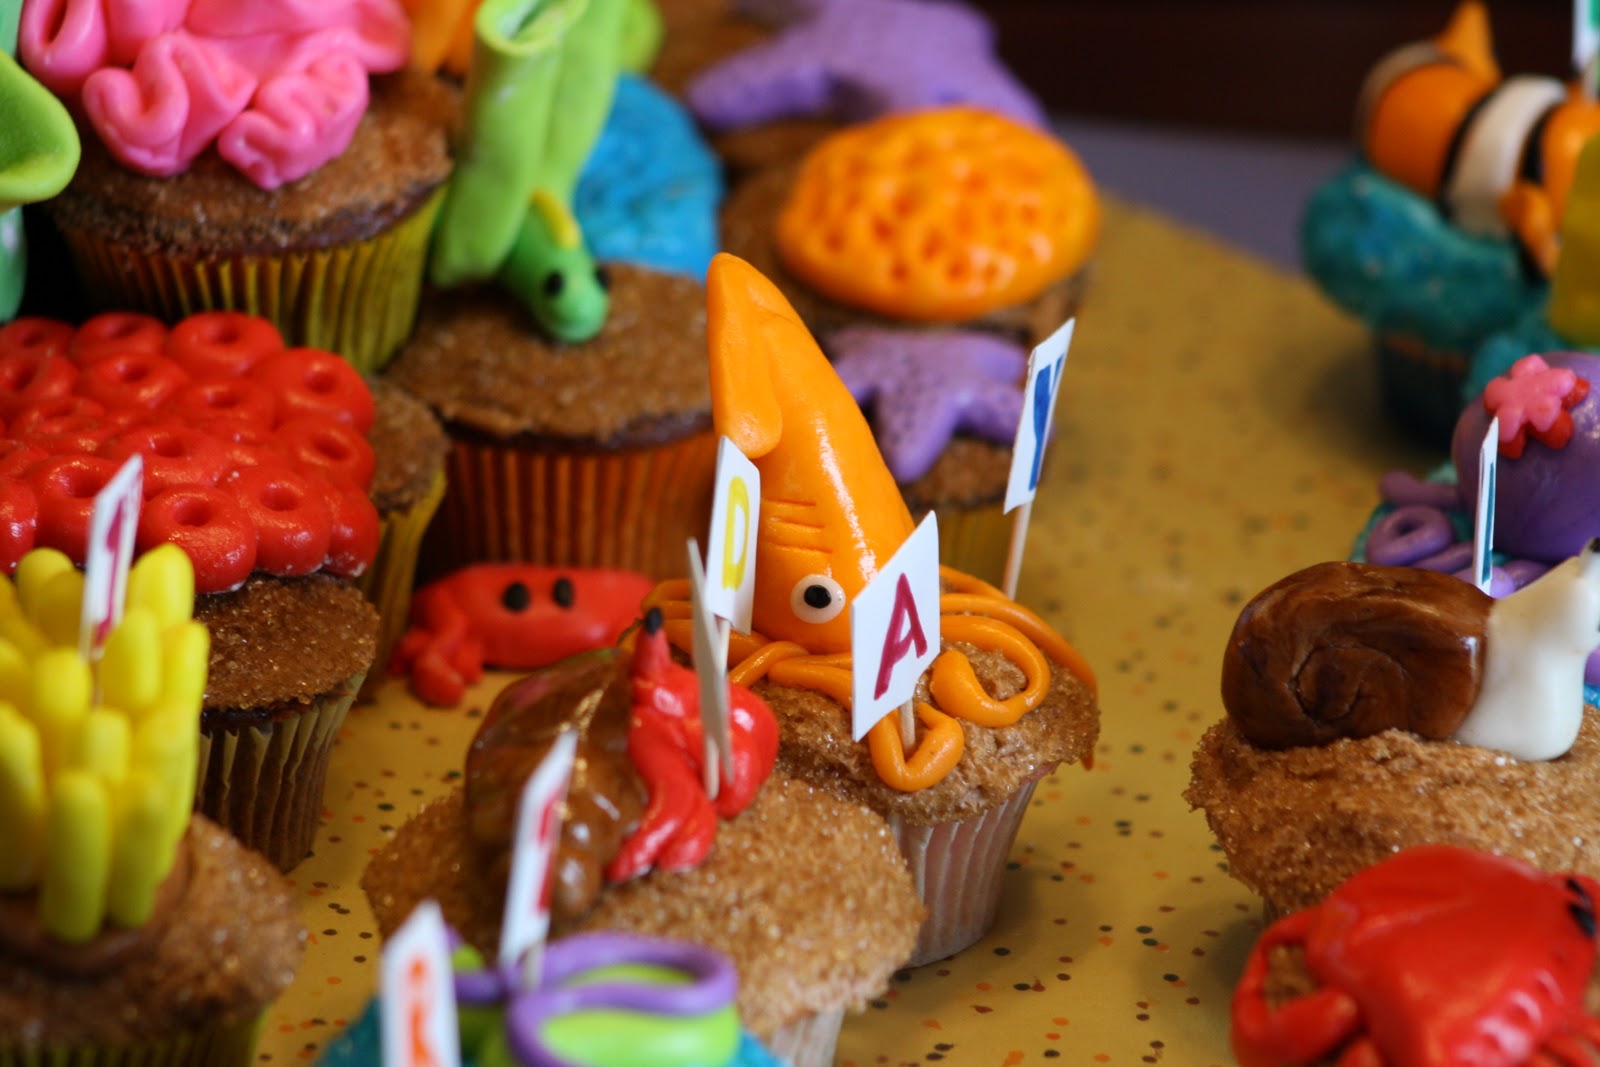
686, 0, 1046, 132
830, 325, 1026, 484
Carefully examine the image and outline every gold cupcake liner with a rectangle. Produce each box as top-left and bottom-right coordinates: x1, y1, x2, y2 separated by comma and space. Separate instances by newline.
914, 498, 1012, 588
766, 1006, 845, 1067
887, 765, 1054, 967
56, 187, 444, 375
425, 432, 719, 581
196, 675, 363, 872
1, 1011, 263, 1067
357, 468, 448, 702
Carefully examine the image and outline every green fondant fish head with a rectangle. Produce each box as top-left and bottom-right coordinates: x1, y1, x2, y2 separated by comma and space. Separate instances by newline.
499, 189, 610, 343
0, 18, 81, 321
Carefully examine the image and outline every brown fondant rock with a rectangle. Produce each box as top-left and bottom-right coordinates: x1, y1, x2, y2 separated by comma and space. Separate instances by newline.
1221, 562, 1492, 749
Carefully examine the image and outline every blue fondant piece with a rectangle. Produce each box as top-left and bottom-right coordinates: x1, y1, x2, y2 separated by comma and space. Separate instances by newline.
1467, 300, 1572, 402
316, 999, 784, 1067
1300, 162, 1544, 353
576, 74, 723, 279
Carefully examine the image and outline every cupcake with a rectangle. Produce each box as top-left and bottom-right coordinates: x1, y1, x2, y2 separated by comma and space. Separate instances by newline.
673, 0, 1046, 179
358, 378, 449, 701
1230, 845, 1600, 1067
718, 108, 1096, 577
1298, 2, 1599, 444
20, 1, 454, 373
387, 263, 718, 581
645, 255, 1100, 965
0, 543, 304, 1067
319, 928, 782, 1067
362, 614, 923, 1067
1186, 553, 1600, 917
0, 309, 384, 868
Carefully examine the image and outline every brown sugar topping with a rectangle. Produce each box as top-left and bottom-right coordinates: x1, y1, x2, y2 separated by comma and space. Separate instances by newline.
386, 264, 712, 445
0, 816, 303, 1045
367, 377, 450, 514
362, 773, 921, 1039
45, 71, 457, 256
1187, 711, 1600, 915
196, 574, 379, 718
763, 645, 1099, 826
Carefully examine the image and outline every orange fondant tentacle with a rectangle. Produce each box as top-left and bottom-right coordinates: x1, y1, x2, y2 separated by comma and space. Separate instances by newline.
642, 579, 691, 613
867, 704, 965, 793
932, 616, 1052, 728
729, 640, 812, 688
941, 590, 1097, 694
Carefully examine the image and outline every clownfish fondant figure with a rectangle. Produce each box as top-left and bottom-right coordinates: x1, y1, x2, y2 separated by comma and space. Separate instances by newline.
1358, 0, 1600, 277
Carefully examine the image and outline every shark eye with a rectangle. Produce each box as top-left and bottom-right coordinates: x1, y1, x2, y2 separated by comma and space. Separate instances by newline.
543, 271, 565, 297
594, 265, 611, 291
791, 574, 845, 624
551, 576, 575, 609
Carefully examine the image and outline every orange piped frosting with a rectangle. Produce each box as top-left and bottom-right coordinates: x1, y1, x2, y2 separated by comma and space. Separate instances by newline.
647, 255, 1097, 792
772, 106, 1099, 323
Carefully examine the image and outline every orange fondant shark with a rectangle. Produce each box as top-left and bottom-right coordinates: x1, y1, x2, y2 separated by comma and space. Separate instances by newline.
706, 253, 915, 653
1358, 1, 1600, 277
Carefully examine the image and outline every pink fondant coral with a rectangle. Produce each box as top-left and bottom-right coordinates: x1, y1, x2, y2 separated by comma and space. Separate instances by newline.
19, 0, 409, 189
1482, 354, 1591, 459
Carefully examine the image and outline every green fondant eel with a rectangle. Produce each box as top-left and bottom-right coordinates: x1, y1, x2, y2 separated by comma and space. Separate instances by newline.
0, 0, 80, 320
430, 0, 627, 344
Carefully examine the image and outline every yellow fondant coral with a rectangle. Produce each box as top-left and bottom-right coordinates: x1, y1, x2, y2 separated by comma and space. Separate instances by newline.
0, 544, 207, 943
774, 106, 1099, 323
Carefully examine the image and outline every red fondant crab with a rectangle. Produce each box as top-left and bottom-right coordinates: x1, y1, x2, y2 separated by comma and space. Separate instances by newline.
391, 563, 655, 706
1232, 845, 1600, 1067
606, 610, 779, 882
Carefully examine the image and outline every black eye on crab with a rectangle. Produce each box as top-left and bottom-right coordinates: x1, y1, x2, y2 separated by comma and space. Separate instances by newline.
552, 576, 575, 609
543, 271, 565, 297
594, 265, 611, 291
1567, 877, 1597, 939
502, 580, 531, 612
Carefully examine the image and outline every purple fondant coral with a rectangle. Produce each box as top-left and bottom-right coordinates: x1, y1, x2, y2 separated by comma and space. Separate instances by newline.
830, 325, 1025, 484
686, 0, 1045, 132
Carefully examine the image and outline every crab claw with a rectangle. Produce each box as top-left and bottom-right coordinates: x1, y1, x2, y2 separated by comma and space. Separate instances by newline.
1232, 912, 1363, 1067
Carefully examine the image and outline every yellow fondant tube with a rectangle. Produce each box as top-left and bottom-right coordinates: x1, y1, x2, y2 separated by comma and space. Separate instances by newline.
40, 770, 112, 943
108, 770, 176, 928
0, 703, 46, 890
99, 607, 162, 717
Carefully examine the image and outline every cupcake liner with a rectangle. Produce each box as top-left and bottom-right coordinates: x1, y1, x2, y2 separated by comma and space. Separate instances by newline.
1374, 331, 1469, 446
915, 498, 1011, 588
765, 1006, 844, 1067
887, 764, 1054, 967
425, 431, 718, 580
196, 674, 363, 871
1, 1011, 264, 1067
357, 468, 447, 702
55, 188, 444, 375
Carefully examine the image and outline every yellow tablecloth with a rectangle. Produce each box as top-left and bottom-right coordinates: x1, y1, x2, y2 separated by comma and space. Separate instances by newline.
255, 197, 1435, 1065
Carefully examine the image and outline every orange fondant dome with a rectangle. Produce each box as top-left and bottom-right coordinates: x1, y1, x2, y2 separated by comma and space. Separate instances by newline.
774, 106, 1099, 322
